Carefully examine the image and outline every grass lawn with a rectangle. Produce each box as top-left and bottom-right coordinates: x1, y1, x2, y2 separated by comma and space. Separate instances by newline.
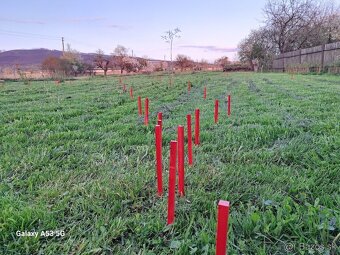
1, 72, 339, 254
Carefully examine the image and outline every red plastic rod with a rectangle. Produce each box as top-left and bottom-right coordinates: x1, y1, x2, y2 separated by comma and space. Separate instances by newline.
227, 94, 231, 117
167, 140, 177, 225
188, 81, 191, 93
144, 98, 149, 125
214, 99, 219, 124
130, 87, 133, 99
187, 114, 193, 166
138, 96, 142, 116
155, 125, 163, 196
216, 200, 230, 255
177, 125, 185, 196
204, 86, 207, 99
195, 109, 200, 145
158, 112, 163, 122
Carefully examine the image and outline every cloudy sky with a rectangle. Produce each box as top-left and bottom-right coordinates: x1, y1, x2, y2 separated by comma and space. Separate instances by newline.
1, 0, 280, 62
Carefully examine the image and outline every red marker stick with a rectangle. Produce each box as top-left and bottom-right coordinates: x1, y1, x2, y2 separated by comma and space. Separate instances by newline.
144, 98, 149, 125
187, 114, 193, 165
214, 99, 219, 124
123, 84, 126, 93
158, 112, 163, 122
155, 125, 163, 196
177, 125, 185, 196
204, 87, 207, 99
227, 95, 231, 116
138, 96, 142, 116
195, 109, 200, 145
167, 140, 177, 225
130, 87, 133, 99
215, 200, 230, 255
188, 81, 191, 93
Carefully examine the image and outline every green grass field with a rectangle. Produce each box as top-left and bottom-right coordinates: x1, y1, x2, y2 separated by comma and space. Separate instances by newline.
1, 72, 339, 254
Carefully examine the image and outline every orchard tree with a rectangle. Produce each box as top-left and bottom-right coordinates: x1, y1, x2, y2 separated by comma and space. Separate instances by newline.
112, 45, 128, 74
175, 54, 194, 71
94, 49, 110, 76
215, 56, 230, 69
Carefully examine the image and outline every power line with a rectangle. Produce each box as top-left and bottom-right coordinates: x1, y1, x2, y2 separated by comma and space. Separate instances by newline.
0, 29, 60, 40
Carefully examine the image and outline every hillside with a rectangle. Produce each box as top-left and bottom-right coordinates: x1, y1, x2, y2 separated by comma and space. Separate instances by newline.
0, 49, 97, 69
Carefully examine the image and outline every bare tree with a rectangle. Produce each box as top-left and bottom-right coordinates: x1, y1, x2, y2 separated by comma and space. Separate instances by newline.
215, 56, 231, 69
175, 54, 194, 71
94, 49, 110, 76
238, 28, 276, 70
263, 0, 336, 53
161, 28, 181, 72
112, 45, 128, 74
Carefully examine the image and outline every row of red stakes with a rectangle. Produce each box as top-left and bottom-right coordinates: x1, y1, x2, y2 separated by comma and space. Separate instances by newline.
156, 111, 230, 254
136, 85, 231, 254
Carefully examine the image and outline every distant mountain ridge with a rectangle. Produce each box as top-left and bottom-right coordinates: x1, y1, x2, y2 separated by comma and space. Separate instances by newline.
0, 48, 99, 69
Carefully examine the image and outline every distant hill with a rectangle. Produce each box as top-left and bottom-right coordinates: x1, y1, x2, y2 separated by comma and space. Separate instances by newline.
0, 48, 98, 69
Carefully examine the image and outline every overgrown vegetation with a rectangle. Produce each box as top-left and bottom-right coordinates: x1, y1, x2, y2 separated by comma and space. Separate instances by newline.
0, 72, 339, 254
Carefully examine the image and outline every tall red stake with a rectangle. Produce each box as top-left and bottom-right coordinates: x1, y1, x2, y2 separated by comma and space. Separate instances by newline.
158, 112, 163, 128
188, 81, 191, 93
227, 94, 231, 116
130, 87, 133, 99
167, 140, 177, 225
214, 99, 219, 123
144, 98, 149, 125
187, 114, 193, 165
155, 125, 163, 196
138, 96, 142, 116
177, 125, 185, 196
204, 87, 207, 99
215, 200, 230, 255
195, 109, 200, 145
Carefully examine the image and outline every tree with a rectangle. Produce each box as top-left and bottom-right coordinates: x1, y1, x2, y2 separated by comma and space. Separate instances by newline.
41, 56, 73, 78
137, 57, 148, 70
238, 28, 276, 70
215, 56, 231, 69
161, 28, 181, 72
263, 0, 338, 53
112, 45, 128, 74
62, 44, 84, 76
175, 54, 194, 71
94, 49, 110, 76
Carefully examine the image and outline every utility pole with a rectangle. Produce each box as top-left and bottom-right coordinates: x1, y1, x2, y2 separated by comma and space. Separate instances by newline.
62, 37, 65, 54
132, 50, 133, 57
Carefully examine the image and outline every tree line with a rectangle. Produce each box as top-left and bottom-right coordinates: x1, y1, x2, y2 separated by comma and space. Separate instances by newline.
238, 0, 340, 70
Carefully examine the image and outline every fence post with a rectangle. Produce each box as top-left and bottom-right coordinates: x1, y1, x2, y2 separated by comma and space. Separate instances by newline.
321, 44, 325, 73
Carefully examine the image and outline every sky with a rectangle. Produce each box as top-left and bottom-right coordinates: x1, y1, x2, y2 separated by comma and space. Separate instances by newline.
1, 0, 270, 62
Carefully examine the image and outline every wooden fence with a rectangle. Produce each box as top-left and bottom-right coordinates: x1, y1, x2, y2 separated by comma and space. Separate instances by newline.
272, 41, 340, 73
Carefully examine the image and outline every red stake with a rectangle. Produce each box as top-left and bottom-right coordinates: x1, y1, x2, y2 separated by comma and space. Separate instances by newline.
215, 200, 230, 255
158, 112, 163, 122
177, 125, 185, 196
227, 94, 231, 117
167, 140, 177, 225
123, 84, 126, 93
137, 96, 142, 116
157, 112, 163, 128
155, 125, 163, 196
195, 109, 200, 145
214, 99, 219, 124
188, 81, 191, 93
204, 86, 207, 99
130, 87, 133, 99
187, 114, 193, 165
144, 98, 149, 125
